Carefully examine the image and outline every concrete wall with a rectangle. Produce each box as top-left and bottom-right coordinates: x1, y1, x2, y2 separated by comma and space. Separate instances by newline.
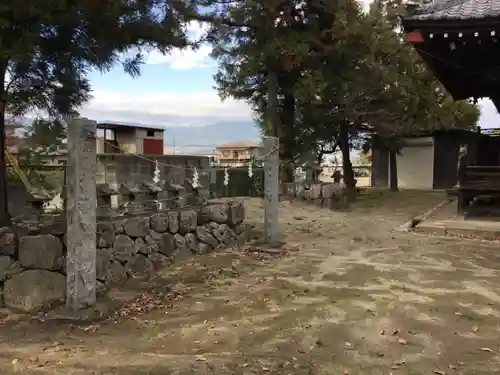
96, 154, 211, 187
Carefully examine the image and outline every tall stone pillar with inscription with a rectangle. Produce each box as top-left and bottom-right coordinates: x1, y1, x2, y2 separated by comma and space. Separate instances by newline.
66, 118, 97, 310
263, 137, 279, 242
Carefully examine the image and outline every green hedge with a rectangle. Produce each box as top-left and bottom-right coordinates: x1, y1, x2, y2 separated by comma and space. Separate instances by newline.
210, 167, 264, 197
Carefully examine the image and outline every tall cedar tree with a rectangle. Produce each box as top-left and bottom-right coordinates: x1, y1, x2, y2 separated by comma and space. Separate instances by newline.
207, 0, 479, 188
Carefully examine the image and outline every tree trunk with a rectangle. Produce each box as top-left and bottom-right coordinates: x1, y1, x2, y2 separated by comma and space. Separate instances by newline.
266, 69, 280, 138
0, 60, 10, 226
279, 89, 295, 182
339, 122, 354, 186
389, 148, 399, 192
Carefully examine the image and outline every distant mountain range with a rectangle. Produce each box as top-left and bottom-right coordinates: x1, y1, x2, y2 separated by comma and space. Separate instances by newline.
10, 117, 261, 154
162, 120, 261, 154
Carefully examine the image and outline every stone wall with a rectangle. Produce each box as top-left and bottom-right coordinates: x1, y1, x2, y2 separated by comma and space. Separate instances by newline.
0, 201, 245, 313
281, 182, 347, 208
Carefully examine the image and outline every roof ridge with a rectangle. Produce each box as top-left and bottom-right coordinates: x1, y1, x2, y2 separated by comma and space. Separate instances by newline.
413, 0, 467, 15
405, 0, 499, 22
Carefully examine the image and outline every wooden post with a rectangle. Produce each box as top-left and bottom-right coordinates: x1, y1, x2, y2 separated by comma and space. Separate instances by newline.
66, 117, 97, 311
263, 137, 279, 242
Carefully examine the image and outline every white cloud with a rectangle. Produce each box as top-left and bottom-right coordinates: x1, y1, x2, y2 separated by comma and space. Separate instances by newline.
79, 89, 253, 126
146, 45, 213, 69
145, 21, 213, 69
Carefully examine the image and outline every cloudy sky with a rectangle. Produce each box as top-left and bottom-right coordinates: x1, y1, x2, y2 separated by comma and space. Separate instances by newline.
80, 21, 252, 128
79, 7, 500, 130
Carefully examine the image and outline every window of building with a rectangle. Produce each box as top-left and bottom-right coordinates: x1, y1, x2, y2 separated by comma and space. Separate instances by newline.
147, 130, 155, 137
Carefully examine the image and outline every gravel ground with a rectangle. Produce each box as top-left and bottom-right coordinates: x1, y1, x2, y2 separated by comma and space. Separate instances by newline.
1, 190, 500, 374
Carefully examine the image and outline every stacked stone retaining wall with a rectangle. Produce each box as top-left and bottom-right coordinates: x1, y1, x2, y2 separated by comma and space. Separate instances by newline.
281, 182, 346, 208
0, 201, 245, 313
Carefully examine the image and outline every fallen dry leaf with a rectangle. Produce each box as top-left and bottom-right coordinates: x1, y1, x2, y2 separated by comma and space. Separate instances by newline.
433, 370, 446, 375
480, 348, 493, 352
472, 325, 479, 332
398, 338, 408, 345
11, 359, 18, 365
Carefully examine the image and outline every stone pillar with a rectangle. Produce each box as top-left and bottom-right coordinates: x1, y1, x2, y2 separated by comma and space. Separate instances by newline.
263, 137, 279, 242
66, 117, 97, 311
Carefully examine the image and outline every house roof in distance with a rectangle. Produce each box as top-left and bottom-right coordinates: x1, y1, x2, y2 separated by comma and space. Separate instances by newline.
216, 140, 260, 149
97, 121, 165, 131
404, 0, 500, 22
5, 118, 24, 128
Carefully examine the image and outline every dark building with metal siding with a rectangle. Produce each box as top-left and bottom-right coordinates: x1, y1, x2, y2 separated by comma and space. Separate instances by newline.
371, 129, 483, 190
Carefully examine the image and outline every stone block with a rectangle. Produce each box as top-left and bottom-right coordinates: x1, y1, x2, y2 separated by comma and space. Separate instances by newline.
112, 220, 126, 234
310, 184, 323, 199
0, 256, 13, 282
4, 270, 65, 313
159, 233, 175, 256
179, 210, 197, 234
107, 261, 128, 285
150, 213, 168, 233
19, 234, 63, 271
199, 204, 228, 224
167, 211, 179, 233
97, 221, 115, 248
126, 254, 154, 279
4, 261, 22, 279
112, 235, 135, 263
134, 237, 150, 255
196, 226, 217, 248
124, 217, 150, 237
0, 227, 16, 256
227, 201, 245, 226
185, 233, 197, 252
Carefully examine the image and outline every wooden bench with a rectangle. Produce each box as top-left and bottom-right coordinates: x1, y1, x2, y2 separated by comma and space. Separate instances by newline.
457, 166, 500, 215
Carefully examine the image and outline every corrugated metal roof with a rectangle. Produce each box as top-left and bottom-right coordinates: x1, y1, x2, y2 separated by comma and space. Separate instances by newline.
97, 121, 165, 130
407, 0, 500, 21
